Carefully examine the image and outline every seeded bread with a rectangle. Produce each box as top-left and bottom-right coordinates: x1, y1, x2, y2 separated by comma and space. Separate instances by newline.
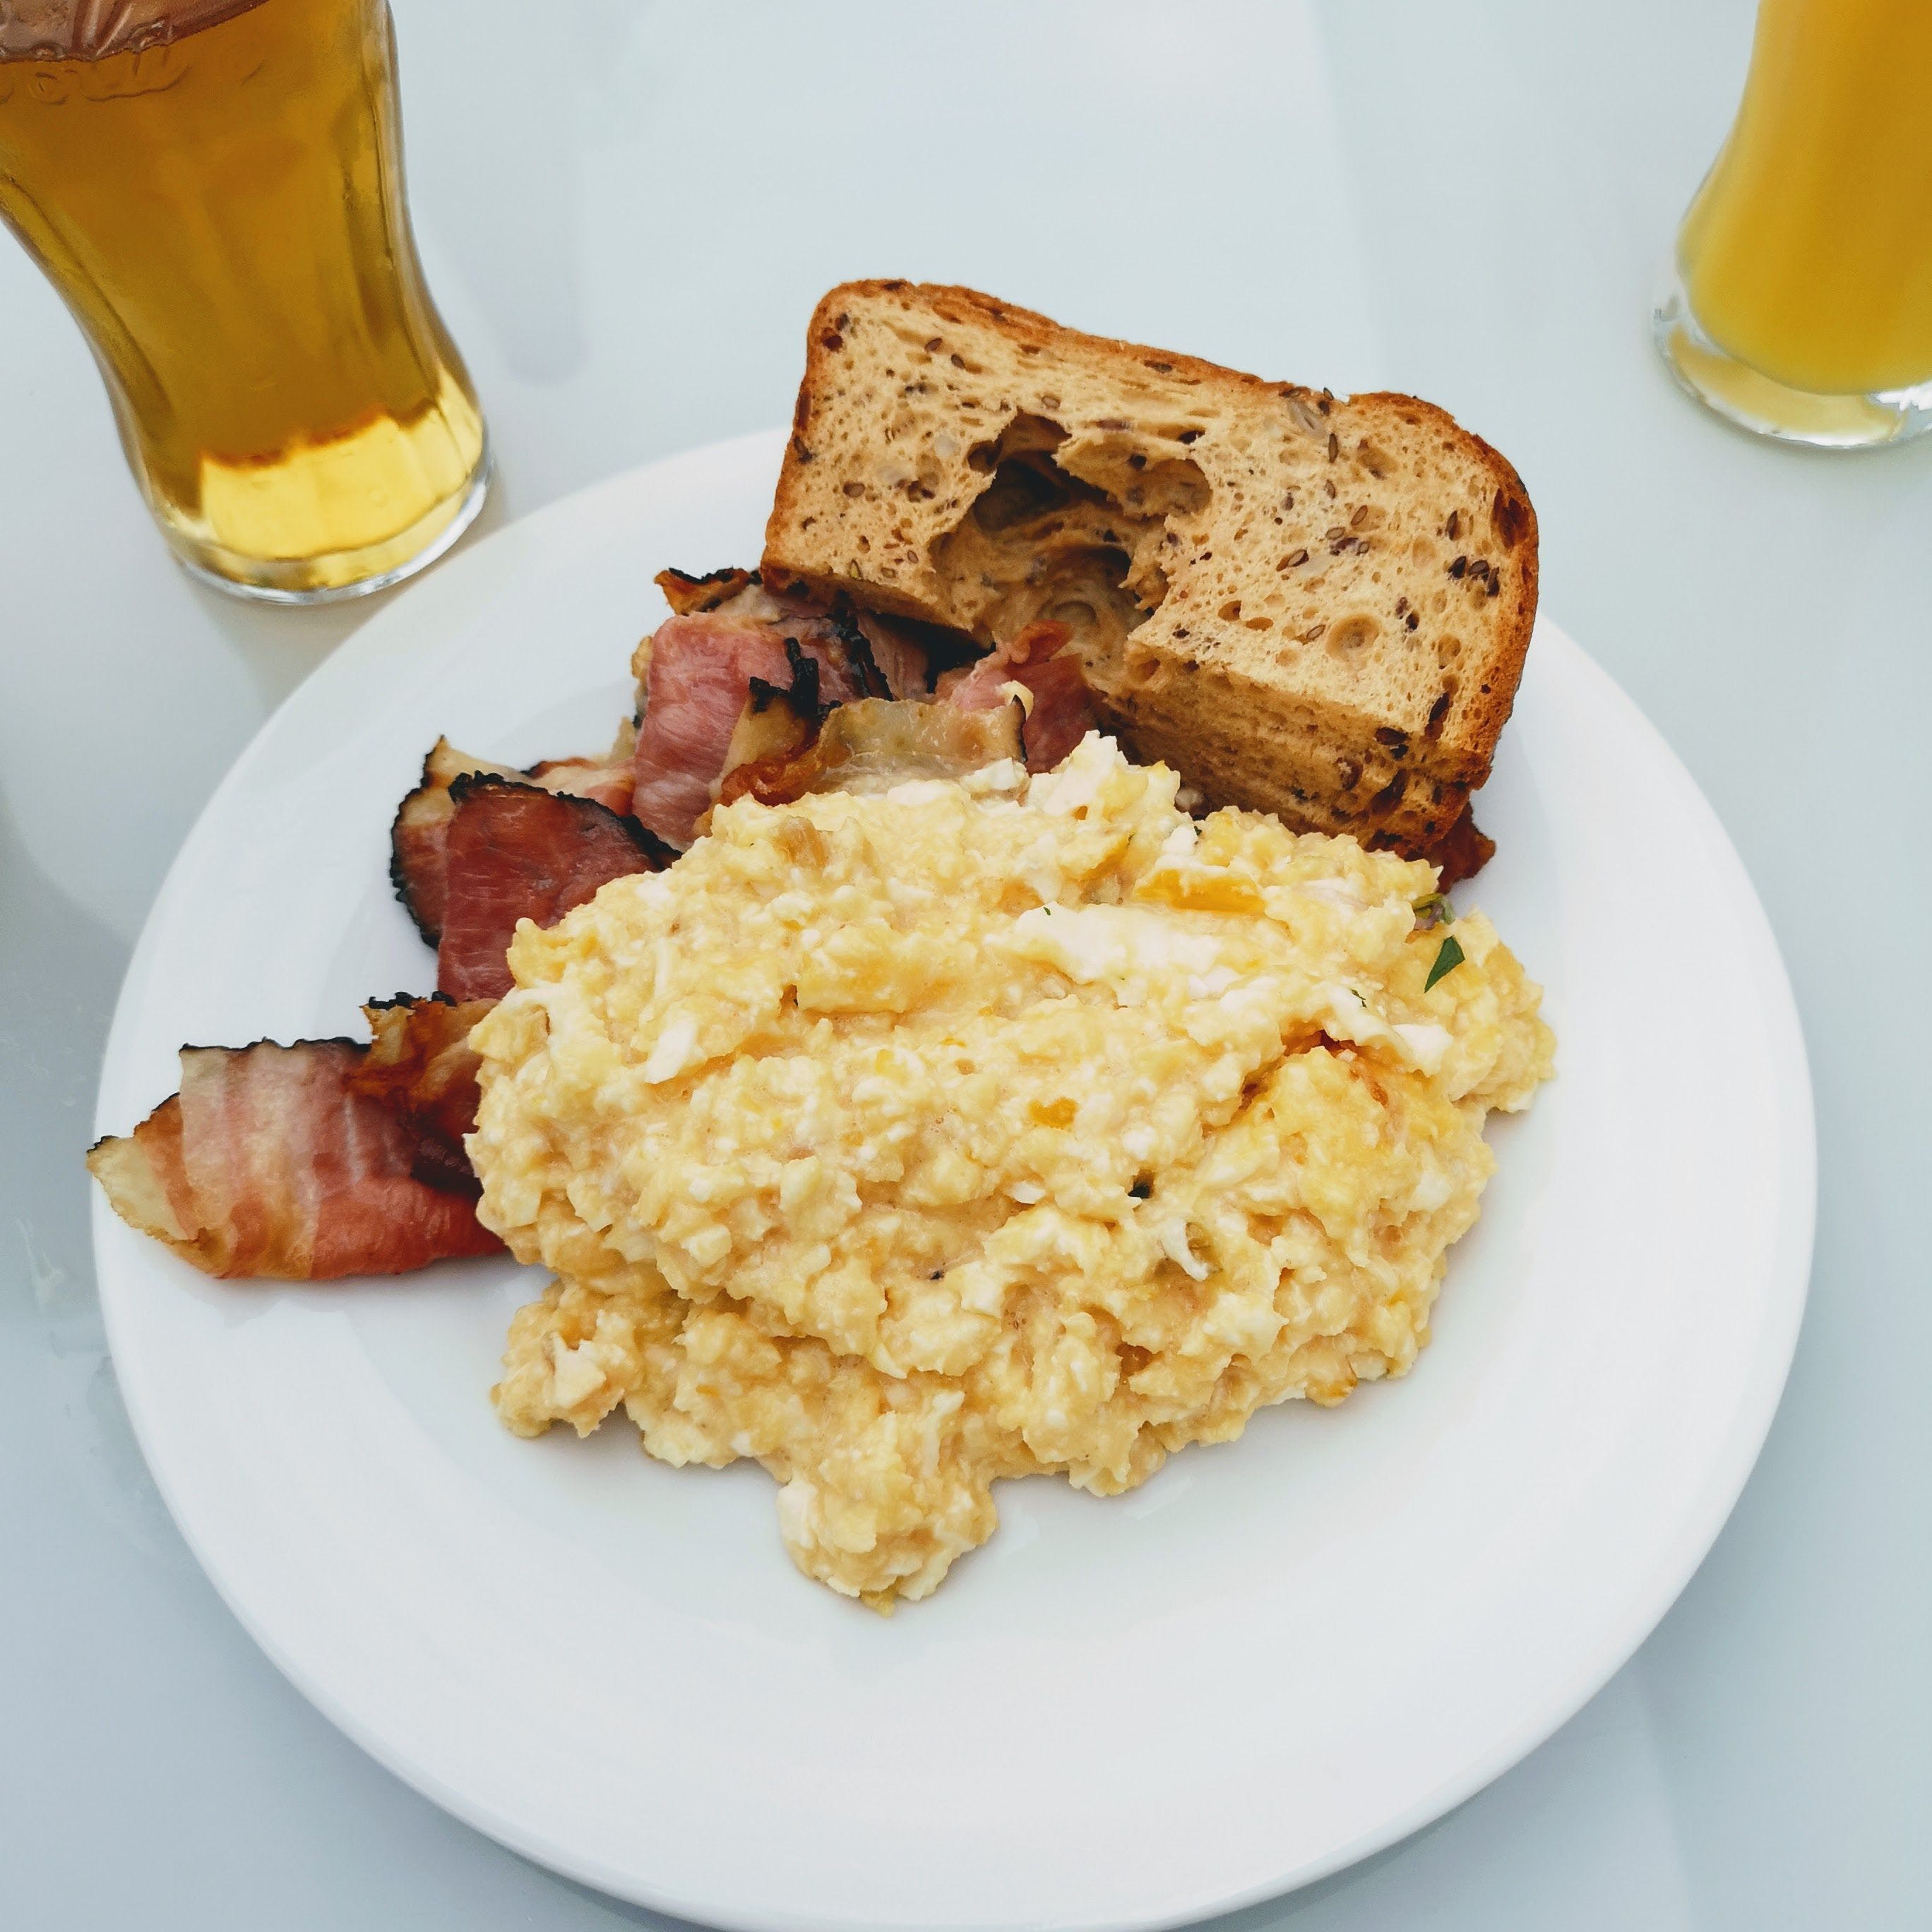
761, 281, 1538, 865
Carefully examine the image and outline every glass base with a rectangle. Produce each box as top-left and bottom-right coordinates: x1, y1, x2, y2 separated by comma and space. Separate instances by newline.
1653, 282, 1932, 449
168, 438, 494, 607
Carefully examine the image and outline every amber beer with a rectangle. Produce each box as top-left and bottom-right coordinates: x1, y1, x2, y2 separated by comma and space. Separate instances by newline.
0, 0, 487, 599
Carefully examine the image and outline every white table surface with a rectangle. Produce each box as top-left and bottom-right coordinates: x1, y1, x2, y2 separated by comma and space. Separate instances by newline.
4, 2, 1926, 1926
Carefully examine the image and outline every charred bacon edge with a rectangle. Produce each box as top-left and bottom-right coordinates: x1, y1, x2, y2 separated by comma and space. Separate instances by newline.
388, 737, 518, 946
390, 741, 460, 945
434, 777, 677, 1001
443, 770, 679, 869
828, 609, 893, 698
392, 730, 646, 947
655, 565, 761, 616
756, 638, 826, 721
362, 989, 460, 1015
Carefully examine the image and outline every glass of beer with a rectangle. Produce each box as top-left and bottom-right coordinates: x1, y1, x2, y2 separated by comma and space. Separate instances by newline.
0, 0, 489, 601
1654, 0, 1932, 448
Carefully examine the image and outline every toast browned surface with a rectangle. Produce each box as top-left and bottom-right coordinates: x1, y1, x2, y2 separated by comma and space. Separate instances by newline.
762, 281, 1538, 863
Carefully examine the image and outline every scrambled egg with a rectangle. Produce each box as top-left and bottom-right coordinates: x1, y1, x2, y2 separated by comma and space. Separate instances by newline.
468, 737, 1554, 1608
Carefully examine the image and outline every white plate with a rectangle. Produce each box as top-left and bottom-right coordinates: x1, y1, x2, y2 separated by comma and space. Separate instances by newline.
93, 429, 1815, 1932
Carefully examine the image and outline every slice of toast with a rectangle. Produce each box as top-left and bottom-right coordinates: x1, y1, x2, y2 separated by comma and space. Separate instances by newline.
761, 281, 1538, 866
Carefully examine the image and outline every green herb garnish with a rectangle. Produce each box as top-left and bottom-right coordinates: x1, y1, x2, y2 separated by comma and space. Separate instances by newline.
1412, 892, 1454, 930
1424, 934, 1465, 991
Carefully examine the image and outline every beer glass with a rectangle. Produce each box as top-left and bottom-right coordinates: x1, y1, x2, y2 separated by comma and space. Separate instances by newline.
0, 0, 489, 601
1654, 0, 1932, 448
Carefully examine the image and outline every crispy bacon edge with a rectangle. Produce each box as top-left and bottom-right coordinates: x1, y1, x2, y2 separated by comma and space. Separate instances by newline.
655, 565, 761, 616
1386, 806, 1495, 888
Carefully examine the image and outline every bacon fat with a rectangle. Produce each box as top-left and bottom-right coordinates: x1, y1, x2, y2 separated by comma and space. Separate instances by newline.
715, 697, 1025, 815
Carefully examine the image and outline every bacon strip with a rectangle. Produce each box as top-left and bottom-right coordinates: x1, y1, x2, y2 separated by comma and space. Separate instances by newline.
939, 619, 1097, 770
390, 725, 638, 946
630, 613, 872, 848
87, 996, 501, 1281
437, 777, 671, 1001
1380, 804, 1494, 887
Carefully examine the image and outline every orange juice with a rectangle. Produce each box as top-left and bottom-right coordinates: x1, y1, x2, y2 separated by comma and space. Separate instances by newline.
1676, 0, 1932, 398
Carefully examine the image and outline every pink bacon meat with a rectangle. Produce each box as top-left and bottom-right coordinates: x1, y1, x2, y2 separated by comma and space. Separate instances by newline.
631, 613, 873, 847
940, 619, 1097, 771
87, 996, 501, 1281
436, 777, 672, 1001
389, 725, 636, 947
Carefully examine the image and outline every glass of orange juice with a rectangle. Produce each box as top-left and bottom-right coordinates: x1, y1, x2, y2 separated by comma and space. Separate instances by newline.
0, 0, 489, 601
1654, 0, 1932, 448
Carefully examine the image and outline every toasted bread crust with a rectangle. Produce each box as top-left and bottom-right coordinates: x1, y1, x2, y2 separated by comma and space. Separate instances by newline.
764, 281, 1538, 860
1332, 390, 1538, 772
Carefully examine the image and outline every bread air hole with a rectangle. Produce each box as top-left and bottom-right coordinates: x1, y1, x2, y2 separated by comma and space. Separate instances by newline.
1328, 614, 1380, 655
934, 415, 1210, 684
1137, 459, 1209, 517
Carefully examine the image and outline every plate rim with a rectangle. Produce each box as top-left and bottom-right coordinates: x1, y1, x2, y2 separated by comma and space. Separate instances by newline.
92, 429, 1818, 1932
